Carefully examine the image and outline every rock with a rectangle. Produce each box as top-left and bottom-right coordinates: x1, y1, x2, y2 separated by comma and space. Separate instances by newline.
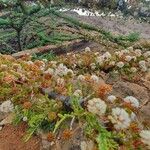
117, 0, 127, 11
0, 113, 14, 126
41, 139, 51, 150
0, 112, 8, 122
140, 102, 150, 126
142, 80, 150, 90
80, 140, 95, 150
112, 81, 149, 104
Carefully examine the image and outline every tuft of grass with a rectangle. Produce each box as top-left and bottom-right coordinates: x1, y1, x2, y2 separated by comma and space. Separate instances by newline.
32, 52, 56, 61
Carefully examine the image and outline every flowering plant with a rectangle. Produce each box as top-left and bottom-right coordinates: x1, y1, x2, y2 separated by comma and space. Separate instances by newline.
0, 47, 149, 149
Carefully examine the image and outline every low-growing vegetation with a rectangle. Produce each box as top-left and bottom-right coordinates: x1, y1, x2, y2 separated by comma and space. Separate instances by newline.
0, 0, 150, 150
0, 45, 150, 149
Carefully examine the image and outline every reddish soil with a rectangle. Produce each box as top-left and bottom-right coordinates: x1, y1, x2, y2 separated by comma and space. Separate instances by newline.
0, 123, 41, 150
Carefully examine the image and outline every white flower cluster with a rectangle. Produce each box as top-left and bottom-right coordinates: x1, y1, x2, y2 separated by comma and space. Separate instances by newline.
109, 107, 131, 130
134, 49, 142, 57
107, 95, 117, 103
143, 51, 150, 58
56, 78, 65, 86
90, 75, 99, 83
73, 89, 82, 97
116, 61, 124, 68
87, 98, 107, 116
139, 60, 147, 72
123, 96, 140, 108
85, 47, 91, 52
140, 130, 150, 149
77, 75, 85, 81
96, 52, 112, 65
55, 63, 74, 77
50, 61, 57, 68
23, 116, 28, 122
102, 52, 112, 61
0, 100, 14, 113
62, 47, 150, 75
130, 67, 137, 73
44, 68, 54, 76
90, 63, 96, 70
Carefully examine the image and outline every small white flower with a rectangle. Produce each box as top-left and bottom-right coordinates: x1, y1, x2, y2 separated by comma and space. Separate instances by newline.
143, 51, 150, 58
42, 59, 48, 62
109, 107, 131, 130
87, 98, 107, 116
0, 100, 14, 113
147, 58, 150, 67
107, 95, 116, 103
127, 47, 133, 52
103, 52, 111, 61
67, 69, 74, 76
55, 63, 70, 76
90, 75, 99, 83
50, 61, 57, 68
130, 112, 136, 121
67, 52, 71, 56
85, 47, 91, 52
1, 64, 7, 69
130, 67, 137, 73
44, 68, 54, 75
139, 60, 146, 67
132, 56, 137, 61
123, 96, 139, 108
116, 62, 124, 68
90, 63, 96, 70
94, 52, 99, 56
140, 130, 150, 149
38, 61, 46, 70
96, 56, 104, 65
56, 78, 65, 86
26, 61, 33, 65
123, 49, 130, 54
141, 66, 147, 72
23, 116, 28, 122
77, 75, 85, 81
135, 49, 142, 57
109, 61, 115, 66
147, 58, 150, 63
73, 90, 82, 97
125, 55, 132, 62
139, 61, 147, 72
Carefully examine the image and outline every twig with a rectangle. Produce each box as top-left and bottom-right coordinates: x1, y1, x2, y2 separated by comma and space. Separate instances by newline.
70, 116, 75, 130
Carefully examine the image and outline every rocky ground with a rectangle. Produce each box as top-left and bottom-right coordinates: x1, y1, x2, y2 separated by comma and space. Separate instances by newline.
0, 42, 150, 149
0, 7, 150, 150
65, 11, 150, 39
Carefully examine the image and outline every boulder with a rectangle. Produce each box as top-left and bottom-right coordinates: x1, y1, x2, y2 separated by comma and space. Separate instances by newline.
112, 81, 149, 104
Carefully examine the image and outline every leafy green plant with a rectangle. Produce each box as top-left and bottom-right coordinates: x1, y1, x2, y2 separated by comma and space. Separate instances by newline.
0, 0, 41, 51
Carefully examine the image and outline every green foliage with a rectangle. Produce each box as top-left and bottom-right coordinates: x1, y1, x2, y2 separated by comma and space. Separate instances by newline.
115, 32, 140, 43
0, 18, 10, 26
97, 133, 118, 150
32, 52, 56, 61
49, 8, 140, 46
85, 113, 118, 150
23, 114, 46, 142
